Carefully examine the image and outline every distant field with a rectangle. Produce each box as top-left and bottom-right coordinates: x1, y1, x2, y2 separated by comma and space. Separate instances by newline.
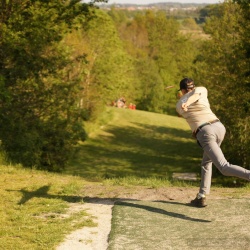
180, 29, 210, 40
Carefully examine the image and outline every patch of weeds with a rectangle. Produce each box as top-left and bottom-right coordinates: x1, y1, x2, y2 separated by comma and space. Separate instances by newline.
171, 179, 200, 188
0, 165, 95, 250
59, 182, 83, 195
104, 176, 172, 188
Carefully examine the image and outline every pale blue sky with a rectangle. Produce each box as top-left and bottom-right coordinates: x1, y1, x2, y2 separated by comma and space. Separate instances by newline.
94, 0, 222, 4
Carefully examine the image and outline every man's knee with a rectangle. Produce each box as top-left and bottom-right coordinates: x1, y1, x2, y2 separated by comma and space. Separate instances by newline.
218, 164, 232, 176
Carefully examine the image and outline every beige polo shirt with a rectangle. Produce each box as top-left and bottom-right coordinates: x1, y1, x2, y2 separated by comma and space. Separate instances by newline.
176, 87, 218, 132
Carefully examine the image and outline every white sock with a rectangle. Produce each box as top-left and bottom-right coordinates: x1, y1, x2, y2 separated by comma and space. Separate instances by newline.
197, 193, 206, 199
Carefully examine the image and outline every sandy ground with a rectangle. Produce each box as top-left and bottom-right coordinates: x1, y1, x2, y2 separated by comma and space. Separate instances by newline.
57, 198, 114, 250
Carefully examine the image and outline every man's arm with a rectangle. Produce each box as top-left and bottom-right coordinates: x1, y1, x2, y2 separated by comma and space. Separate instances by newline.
181, 93, 200, 111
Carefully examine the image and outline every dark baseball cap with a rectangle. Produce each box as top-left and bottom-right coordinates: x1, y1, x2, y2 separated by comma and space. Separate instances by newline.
179, 77, 195, 90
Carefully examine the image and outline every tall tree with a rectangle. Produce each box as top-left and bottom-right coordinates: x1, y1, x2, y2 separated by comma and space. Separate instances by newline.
194, 0, 250, 167
80, 9, 137, 116
110, 10, 198, 114
0, 0, 94, 170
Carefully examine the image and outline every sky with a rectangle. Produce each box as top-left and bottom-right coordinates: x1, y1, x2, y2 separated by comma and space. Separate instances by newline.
95, 0, 222, 4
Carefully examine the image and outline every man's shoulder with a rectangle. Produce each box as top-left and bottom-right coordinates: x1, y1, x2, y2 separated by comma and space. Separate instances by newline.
194, 86, 207, 94
195, 86, 207, 90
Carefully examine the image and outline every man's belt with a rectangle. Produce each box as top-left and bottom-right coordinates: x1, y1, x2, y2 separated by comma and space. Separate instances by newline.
194, 119, 220, 137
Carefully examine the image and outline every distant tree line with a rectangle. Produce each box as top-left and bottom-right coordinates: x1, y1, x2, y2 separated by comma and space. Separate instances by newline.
0, 0, 249, 170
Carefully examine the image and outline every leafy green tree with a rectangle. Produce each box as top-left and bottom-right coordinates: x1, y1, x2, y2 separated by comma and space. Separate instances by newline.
233, 0, 250, 75
145, 11, 198, 113
0, 0, 94, 170
194, 0, 249, 167
182, 18, 200, 30
232, 0, 250, 167
80, 9, 137, 116
110, 10, 198, 114
198, 3, 223, 24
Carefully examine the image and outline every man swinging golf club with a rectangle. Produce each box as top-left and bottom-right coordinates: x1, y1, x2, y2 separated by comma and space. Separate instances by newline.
176, 77, 250, 207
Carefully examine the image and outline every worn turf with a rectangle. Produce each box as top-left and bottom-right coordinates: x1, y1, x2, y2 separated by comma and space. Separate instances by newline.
108, 199, 250, 250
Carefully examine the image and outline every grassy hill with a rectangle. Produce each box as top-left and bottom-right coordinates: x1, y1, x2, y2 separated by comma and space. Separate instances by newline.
66, 107, 201, 180
1, 107, 249, 249
1, 107, 200, 249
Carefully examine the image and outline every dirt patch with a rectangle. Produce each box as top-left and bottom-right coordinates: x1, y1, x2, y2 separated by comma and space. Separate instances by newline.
57, 199, 113, 250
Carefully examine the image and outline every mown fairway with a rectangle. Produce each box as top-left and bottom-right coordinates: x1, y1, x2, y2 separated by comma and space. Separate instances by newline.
66, 107, 202, 180
108, 199, 250, 250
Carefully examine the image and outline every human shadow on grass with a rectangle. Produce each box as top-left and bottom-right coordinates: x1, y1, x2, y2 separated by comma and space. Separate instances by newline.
7, 185, 83, 205
115, 201, 211, 223
83, 197, 211, 223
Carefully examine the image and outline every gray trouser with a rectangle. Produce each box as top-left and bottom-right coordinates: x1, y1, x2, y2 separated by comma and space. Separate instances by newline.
196, 121, 250, 195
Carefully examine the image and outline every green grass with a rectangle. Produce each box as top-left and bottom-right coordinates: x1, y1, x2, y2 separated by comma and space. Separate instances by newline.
1, 163, 249, 249
1, 107, 249, 249
0, 165, 95, 250
66, 107, 202, 180
66, 107, 249, 187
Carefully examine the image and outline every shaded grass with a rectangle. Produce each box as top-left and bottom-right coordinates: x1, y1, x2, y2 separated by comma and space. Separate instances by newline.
108, 199, 250, 250
66, 108, 202, 180
67, 107, 249, 187
0, 107, 249, 249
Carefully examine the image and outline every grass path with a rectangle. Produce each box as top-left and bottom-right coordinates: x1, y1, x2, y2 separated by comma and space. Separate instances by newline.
66, 107, 202, 180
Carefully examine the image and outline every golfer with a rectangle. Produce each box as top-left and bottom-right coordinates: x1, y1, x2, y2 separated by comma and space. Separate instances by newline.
176, 77, 250, 207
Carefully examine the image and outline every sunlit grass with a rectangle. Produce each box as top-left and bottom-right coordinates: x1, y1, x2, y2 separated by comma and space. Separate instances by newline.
0, 107, 250, 249
104, 176, 202, 189
104, 176, 172, 188
0, 165, 95, 250
67, 107, 250, 188
66, 107, 202, 180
